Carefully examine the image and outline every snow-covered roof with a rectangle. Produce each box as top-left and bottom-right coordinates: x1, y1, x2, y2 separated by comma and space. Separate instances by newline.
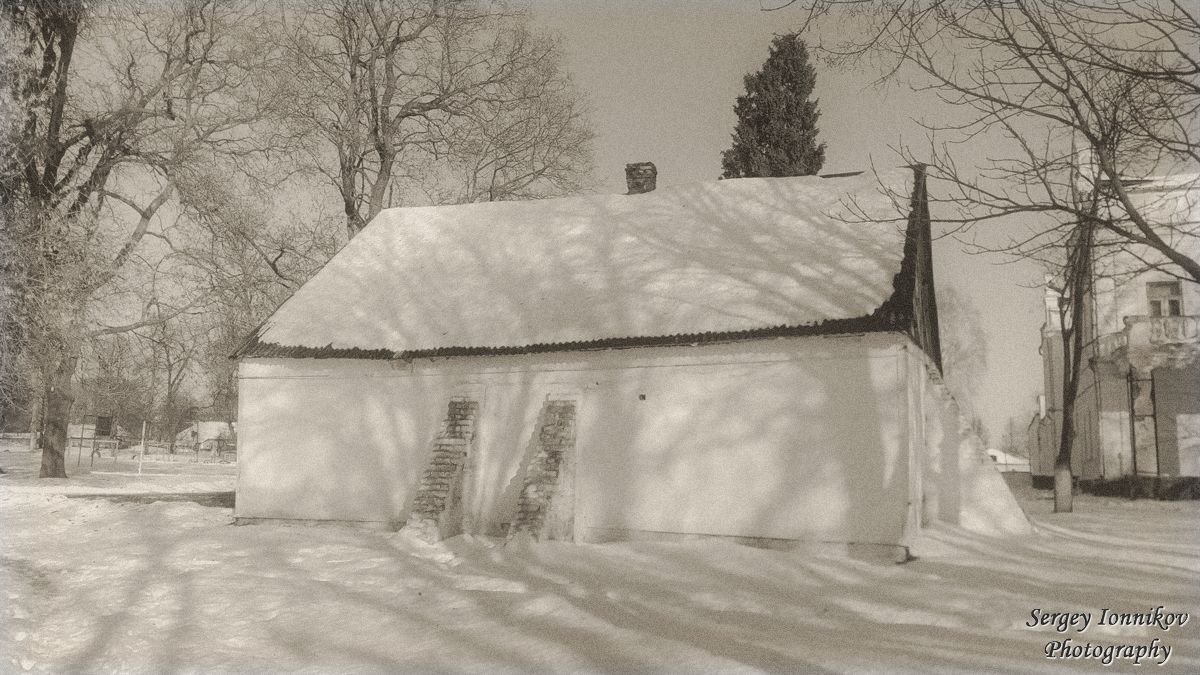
985, 449, 1029, 465
175, 421, 235, 444
243, 169, 919, 358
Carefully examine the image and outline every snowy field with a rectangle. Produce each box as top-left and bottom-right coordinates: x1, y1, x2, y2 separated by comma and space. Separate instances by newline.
2, 442, 1198, 674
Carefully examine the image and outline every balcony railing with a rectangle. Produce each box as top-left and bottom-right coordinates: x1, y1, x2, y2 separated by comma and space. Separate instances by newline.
1095, 315, 1200, 369
1122, 315, 1200, 347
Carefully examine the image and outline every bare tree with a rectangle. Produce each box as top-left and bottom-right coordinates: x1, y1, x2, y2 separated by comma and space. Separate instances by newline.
780, 0, 1200, 511
274, 0, 593, 238
74, 332, 156, 447
937, 285, 989, 417
779, 1, 1198, 272
434, 46, 593, 204
131, 303, 199, 451
1, 0, 279, 477
177, 170, 341, 429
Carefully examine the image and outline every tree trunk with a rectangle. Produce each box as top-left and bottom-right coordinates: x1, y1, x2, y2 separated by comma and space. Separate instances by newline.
344, 200, 360, 240
1053, 308, 1078, 513
1054, 328, 1079, 514
367, 147, 395, 225
1053, 223, 1094, 513
1053, 385, 1082, 511
166, 408, 179, 454
1054, 459, 1073, 513
28, 389, 44, 452
39, 353, 76, 478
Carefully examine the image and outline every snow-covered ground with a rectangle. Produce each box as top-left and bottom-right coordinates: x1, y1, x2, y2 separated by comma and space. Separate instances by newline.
3, 443, 1197, 673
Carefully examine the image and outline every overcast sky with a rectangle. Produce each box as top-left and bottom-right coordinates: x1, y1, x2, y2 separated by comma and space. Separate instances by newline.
529, 0, 1047, 442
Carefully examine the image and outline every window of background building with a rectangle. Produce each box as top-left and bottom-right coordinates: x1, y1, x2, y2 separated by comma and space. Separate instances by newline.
1147, 281, 1183, 317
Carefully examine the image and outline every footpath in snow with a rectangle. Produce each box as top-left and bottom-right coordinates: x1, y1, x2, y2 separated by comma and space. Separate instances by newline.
2, 444, 1197, 673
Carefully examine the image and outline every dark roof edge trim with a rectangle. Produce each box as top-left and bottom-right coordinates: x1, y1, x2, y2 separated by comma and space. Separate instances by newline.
239, 312, 904, 362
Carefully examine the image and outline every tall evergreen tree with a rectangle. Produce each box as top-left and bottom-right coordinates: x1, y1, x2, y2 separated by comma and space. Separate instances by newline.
721, 34, 825, 178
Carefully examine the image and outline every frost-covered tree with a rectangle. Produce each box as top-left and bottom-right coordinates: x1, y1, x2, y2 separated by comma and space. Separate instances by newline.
721, 33, 825, 178
1, 0, 280, 477
937, 286, 988, 417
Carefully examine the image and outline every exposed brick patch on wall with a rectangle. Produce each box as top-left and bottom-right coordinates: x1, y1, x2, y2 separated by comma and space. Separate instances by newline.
404, 397, 478, 542
509, 400, 576, 542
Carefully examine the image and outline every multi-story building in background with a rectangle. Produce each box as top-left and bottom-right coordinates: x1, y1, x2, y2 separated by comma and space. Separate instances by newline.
1029, 175, 1200, 497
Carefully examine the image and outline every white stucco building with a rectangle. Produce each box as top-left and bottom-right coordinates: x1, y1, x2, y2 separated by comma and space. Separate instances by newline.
234, 165, 1028, 557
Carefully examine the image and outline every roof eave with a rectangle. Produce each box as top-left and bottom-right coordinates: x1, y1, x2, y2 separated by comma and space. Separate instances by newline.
237, 311, 908, 362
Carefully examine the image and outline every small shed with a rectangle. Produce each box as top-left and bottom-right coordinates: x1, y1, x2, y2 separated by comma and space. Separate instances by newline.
234, 166, 1028, 556
176, 421, 236, 450
67, 422, 129, 452
985, 448, 1031, 473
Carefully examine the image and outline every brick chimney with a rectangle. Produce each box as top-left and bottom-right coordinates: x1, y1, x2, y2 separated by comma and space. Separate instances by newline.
625, 162, 657, 194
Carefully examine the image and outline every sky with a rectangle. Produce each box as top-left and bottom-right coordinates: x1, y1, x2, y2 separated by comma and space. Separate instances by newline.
528, 0, 1048, 444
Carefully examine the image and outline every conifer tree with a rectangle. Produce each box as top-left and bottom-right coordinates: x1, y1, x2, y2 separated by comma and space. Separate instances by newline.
721, 34, 825, 178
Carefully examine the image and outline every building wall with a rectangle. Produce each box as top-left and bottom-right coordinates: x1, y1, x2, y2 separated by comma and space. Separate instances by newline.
1067, 362, 1138, 482
1029, 423, 1057, 480
238, 333, 941, 546
1092, 362, 1134, 479
1153, 363, 1200, 477
1071, 360, 1106, 480
1032, 329, 1063, 479
573, 338, 917, 546
237, 357, 441, 523
1092, 268, 1200, 336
